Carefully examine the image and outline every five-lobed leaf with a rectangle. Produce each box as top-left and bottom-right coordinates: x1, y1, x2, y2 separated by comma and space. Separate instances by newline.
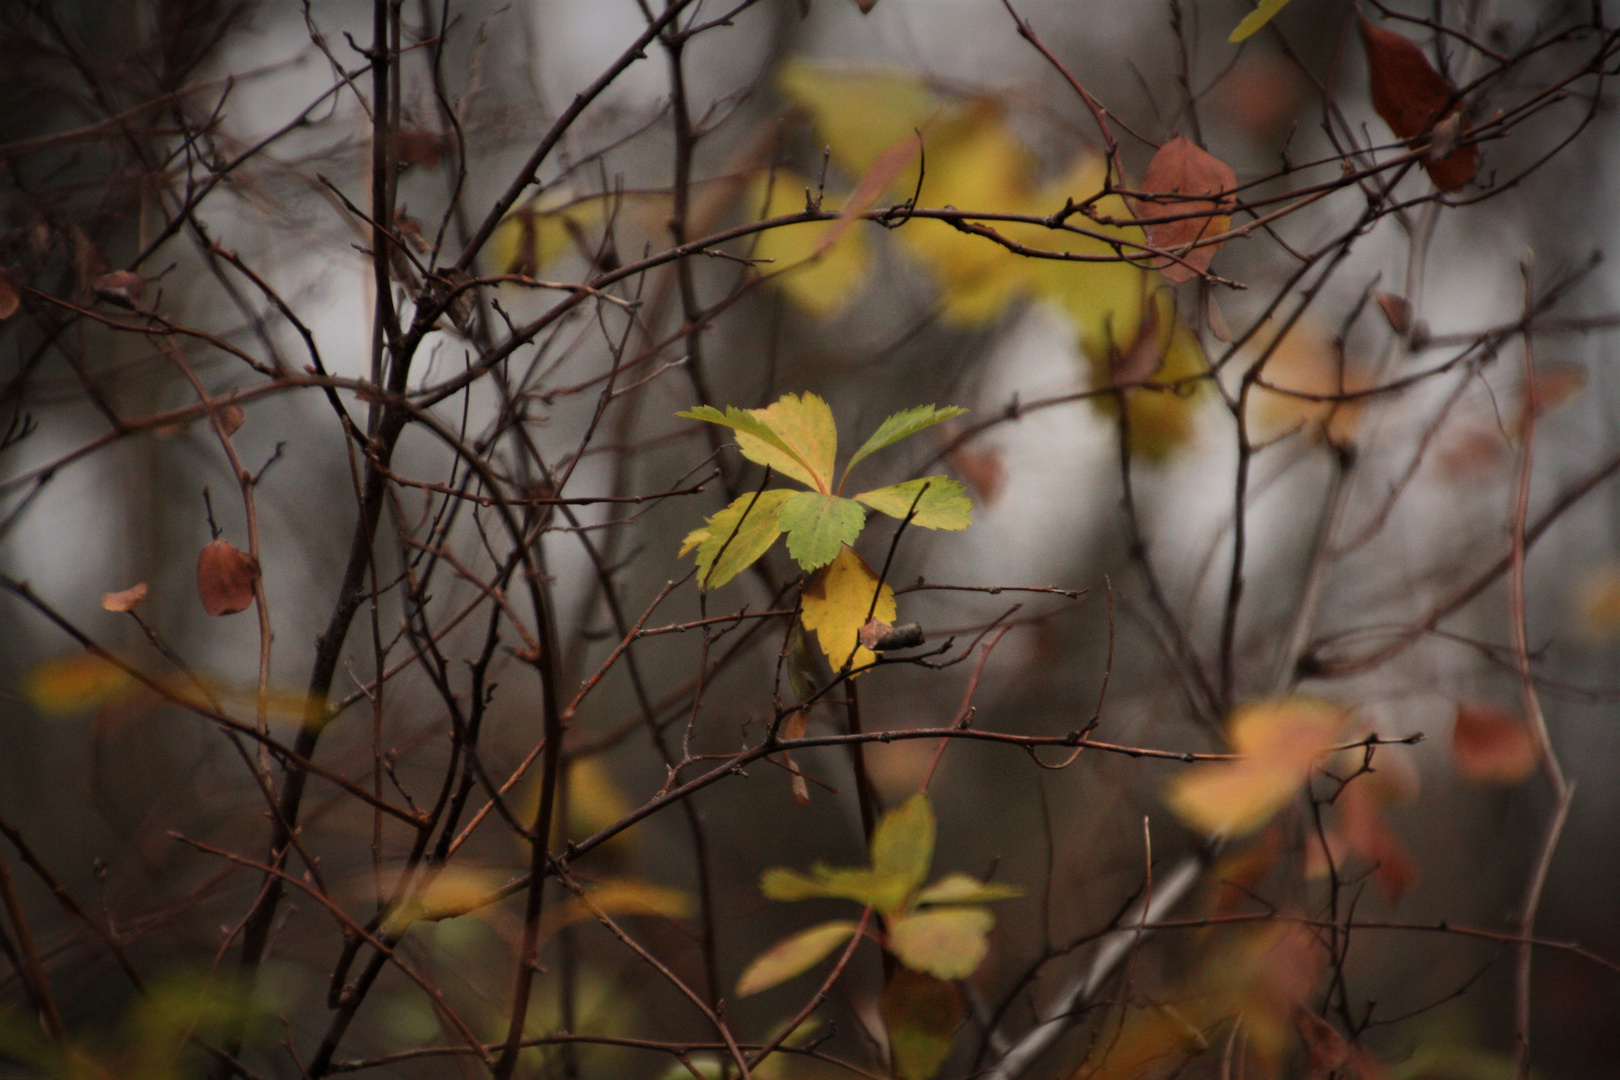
887, 907, 995, 980
736, 920, 860, 997
1229, 0, 1293, 43
799, 545, 897, 670
855, 477, 972, 531
843, 405, 968, 483
779, 492, 866, 570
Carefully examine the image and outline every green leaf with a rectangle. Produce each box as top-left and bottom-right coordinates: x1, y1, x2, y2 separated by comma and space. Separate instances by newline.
843, 405, 968, 483
744, 393, 839, 493
1229, 0, 1293, 43
736, 920, 860, 997
779, 491, 866, 570
887, 907, 994, 980
689, 489, 794, 590
761, 865, 900, 909
881, 968, 964, 1080
678, 403, 825, 492
913, 873, 1022, 906
870, 792, 935, 907
855, 476, 973, 531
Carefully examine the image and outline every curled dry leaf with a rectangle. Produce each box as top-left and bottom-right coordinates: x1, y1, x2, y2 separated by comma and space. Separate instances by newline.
1451, 703, 1539, 783
197, 538, 260, 616
1359, 16, 1479, 190
93, 269, 146, 309
1131, 136, 1237, 283
101, 582, 149, 612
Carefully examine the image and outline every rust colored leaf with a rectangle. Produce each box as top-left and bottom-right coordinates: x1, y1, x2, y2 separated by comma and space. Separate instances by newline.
1515, 361, 1587, 435
101, 582, 148, 612
944, 441, 1004, 505
1131, 136, 1236, 283
217, 404, 245, 437
395, 127, 446, 168
197, 538, 260, 616
1297, 1008, 1351, 1079
1373, 291, 1411, 334
1359, 16, 1478, 190
1338, 782, 1414, 904
93, 270, 146, 309
1452, 703, 1539, 783
0, 271, 18, 320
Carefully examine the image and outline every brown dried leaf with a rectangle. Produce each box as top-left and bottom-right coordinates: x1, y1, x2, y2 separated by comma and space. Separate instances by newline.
395, 128, 446, 168
1452, 703, 1539, 783
944, 441, 1004, 505
0, 271, 19, 321
1131, 136, 1236, 283
217, 404, 245, 437
197, 538, 260, 616
1337, 781, 1414, 904
1515, 361, 1587, 435
1296, 1008, 1351, 1079
101, 582, 149, 612
94, 270, 146, 309
1373, 291, 1411, 334
1359, 16, 1478, 190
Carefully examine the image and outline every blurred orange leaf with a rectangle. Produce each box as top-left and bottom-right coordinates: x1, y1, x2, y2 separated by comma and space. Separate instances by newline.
25, 653, 134, 715
1452, 703, 1539, 783
101, 582, 148, 612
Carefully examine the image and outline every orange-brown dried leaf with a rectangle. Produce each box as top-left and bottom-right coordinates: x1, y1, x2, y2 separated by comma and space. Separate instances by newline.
197, 538, 260, 616
1373, 291, 1412, 335
1515, 361, 1587, 435
1359, 16, 1477, 190
1131, 136, 1236, 283
1452, 703, 1539, 783
1337, 782, 1414, 904
217, 404, 246, 437
0, 271, 19, 320
101, 582, 148, 612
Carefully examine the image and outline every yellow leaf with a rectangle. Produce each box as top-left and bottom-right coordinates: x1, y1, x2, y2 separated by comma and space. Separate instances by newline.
854, 476, 972, 531
1230, 0, 1294, 42
913, 873, 1022, 906
487, 191, 605, 276
743, 392, 839, 493
1165, 697, 1347, 837
748, 172, 869, 318
736, 920, 860, 997
799, 545, 896, 671
1246, 318, 1366, 448
690, 488, 795, 589
1080, 288, 1209, 461
25, 653, 134, 715
778, 62, 940, 178
567, 757, 632, 839
888, 907, 993, 980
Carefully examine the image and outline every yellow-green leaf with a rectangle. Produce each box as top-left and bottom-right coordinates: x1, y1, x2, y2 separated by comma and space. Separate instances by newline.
690, 489, 795, 590
761, 865, 899, 908
843, 405, 968, 481
1165, 697, 1347, 837
679, 403, 826, 492
855, 477, 972, 531
736, 920, 860, 996
799, 545, 896, 670
913, 873, 1022, 906
1230, 0, 1293, 43
25, 653, 134, 715
881, 968, 964, 1080
488, 192, 604, 276
780, 491, 866, 570
748, 172, 869, 318
888, 907, 993, 979
745, 393, 839, 493
870, 792, 935, 907
1081, 288, 1210, 461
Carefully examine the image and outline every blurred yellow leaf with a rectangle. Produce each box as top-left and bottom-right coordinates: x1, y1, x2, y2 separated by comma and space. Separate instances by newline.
488, 191, 604, 276
25, 653, 134, 715
748, 172, 869, 318
913, 872, 1022, 905
736, 920, 859, 997
799, 545, 896, 670
1166, 697, 1347, 837
888, 907, 993, 980
567, 757, 631, 839
1578, 560, 1620, 637
1247, 319, 1367, 448
779, 62, 939, 178
1081, 288, 1210, 461
1230, 0, 1295, 42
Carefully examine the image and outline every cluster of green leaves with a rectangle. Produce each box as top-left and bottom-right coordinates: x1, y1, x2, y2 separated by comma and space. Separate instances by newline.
736, 794, 1018, 1077
679, 393, 971, 668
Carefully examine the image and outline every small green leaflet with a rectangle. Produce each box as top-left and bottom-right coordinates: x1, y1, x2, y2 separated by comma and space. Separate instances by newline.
842, 404, 968, 485
869, 792, 936, 905
1229, 0, 1292, 43
762, 865, 908, 913
685, 489, 794, 590
913, 872, 1023, 906
779, 492, 866, 570
855, 476, 972, 530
